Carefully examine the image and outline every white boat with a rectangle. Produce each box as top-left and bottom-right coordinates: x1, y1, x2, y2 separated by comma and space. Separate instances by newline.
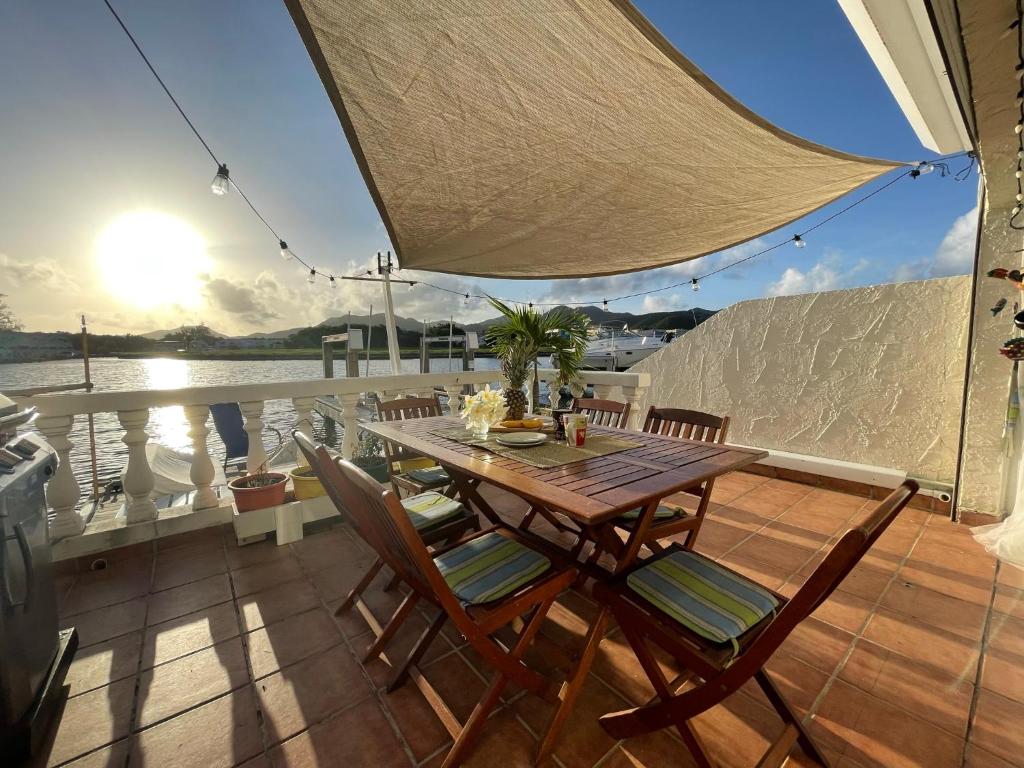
578, 325, 676, 370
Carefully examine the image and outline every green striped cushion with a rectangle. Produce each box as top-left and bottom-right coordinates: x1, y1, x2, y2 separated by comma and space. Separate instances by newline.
618, 504, 682, 521
434, 531, 550, 605
407, 466, 450, 485
401, 492, 466, 531
627, 550, 779, 649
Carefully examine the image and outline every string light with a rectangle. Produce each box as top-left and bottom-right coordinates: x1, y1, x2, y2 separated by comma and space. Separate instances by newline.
691, 278, 700, 292
602, 300, 609, 309
329, 275, 336, 288
210, 164, 230, 196
100, 0, 976, 302
1012, 1, 1024, 230
463, 294, 470, 306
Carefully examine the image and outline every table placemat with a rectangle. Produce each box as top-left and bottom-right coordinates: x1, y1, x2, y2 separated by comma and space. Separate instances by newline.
431, 427, 642, 469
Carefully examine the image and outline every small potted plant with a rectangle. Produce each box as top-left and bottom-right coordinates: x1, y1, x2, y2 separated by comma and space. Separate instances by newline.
352, 432, 390, 484
289, 464, 326, 500
228, 462, 288, 512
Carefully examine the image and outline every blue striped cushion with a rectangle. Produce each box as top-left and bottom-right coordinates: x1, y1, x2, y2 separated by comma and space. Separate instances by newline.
401, 492, 466, 531
627, 550, 779, 649
618, 504, 682, 521
407, 466, 450, 485
434, 531, 550, 605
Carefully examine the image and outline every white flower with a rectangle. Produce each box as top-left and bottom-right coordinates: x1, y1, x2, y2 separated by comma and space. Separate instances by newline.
460, 384, 508, 430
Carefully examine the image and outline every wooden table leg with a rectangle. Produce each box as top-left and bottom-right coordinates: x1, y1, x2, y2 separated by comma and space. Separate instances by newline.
536, 606, 611, 764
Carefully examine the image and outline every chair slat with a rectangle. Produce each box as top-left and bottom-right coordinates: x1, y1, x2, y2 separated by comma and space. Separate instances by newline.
573, 398, 631, 429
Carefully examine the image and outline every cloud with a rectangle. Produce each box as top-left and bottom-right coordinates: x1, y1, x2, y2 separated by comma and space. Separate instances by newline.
765, 249, 866, 297
641, 293, 685, 313
202, 273, 283, 325
0, 253, 77, 291
892, 206, 978, 282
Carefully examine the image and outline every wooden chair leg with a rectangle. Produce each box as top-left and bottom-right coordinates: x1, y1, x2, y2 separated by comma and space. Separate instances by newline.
518, 506, 539, 531
361, 591, 420, 663
754, 670, 830, 767
335, 558, 384, 615
386, 608, 447, 692
536, 607, 610, 764
383, 570, 402, 592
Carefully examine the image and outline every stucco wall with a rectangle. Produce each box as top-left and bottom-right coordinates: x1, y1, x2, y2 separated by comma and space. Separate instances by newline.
630, 276, 971, 483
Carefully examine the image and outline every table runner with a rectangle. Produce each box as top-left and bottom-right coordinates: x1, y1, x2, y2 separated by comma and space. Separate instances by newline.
431, 427, 641, 469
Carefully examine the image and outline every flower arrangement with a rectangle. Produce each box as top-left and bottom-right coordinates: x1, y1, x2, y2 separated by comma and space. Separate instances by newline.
460, 384, 509, 438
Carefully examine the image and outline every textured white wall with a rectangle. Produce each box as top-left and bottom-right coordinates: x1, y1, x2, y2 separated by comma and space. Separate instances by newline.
630, 276, 971, 484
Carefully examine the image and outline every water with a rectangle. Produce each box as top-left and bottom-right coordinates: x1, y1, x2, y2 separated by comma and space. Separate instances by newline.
1, 356, 503, 492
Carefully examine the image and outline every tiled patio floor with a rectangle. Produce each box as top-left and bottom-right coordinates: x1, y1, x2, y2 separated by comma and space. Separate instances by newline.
43, 473, 1023, 768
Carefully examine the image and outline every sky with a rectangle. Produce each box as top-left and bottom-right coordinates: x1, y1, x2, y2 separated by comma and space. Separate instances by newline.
0, 0, 979, 336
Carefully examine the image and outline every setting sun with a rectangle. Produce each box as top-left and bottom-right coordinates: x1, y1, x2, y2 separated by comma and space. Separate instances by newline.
96, 210, 211, 309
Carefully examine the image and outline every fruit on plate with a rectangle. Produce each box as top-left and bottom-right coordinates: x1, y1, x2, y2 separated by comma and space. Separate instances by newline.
501, 419, 524, 428
520, 418, 543, 429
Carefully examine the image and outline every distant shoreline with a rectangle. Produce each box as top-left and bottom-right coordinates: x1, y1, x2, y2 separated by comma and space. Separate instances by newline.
2, 349, 498, 364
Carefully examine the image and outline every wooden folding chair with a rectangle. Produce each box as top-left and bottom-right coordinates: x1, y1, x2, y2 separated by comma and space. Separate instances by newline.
594, 481, 919, 768
604, 406, 731, 554
573, 397, 632, 428
377, 395, 453, 496
333, 453, 579, 768
293, 431, 478, 668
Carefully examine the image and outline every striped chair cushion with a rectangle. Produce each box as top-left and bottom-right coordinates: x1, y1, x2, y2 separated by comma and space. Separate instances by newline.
627, 550, 779, 650
618, 504, 682, 521
401, 492, 466, 531
434, 531, 550, 605
407, 466, 450, 486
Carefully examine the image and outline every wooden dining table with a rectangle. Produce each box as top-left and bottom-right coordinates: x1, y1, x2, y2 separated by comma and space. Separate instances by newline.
362, 414, 767, 760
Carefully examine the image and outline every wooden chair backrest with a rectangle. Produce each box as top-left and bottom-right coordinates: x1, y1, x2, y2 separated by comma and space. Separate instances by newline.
573, 398, 631, 429
332, 456, 478, 632
642, 406, 729, 444
376, 395, 443, 463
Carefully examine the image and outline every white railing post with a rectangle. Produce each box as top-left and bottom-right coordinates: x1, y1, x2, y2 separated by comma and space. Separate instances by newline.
621, 385, 644, 431
117, 409, 158, 523
338, 393, 362, 459
184, 404, 218, 510
292, 396, 316, 465
239, 400, 268, 474
443, 384, 463, 416
37, 415, 85, 538
592, 383, 615, 400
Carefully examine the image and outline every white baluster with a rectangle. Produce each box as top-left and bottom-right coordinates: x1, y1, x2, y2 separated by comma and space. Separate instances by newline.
443, 384, 463, 416
117, 409, 157, 523
620, 386, 644, 431
239, 400, 268, 474
338, 393, 362, 459
593, 384, 615, 400
292, 396, 316, 466
37, 415, 85, 538
184, 404, 218, 510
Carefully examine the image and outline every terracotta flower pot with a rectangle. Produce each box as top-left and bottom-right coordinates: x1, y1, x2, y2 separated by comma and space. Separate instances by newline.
228, 472, 288, 512
289, 466, 326, 500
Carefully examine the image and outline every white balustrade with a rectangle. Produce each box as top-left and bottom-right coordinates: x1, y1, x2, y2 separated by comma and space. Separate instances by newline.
620, 385, 644, 431
36, 415, 84, 538
239, 400, 268, 474
443, 384, 463, 415
184, 404, 218, 510
291, 396, 316, 467
117, 409, 158, 523
337, 393, 363, 459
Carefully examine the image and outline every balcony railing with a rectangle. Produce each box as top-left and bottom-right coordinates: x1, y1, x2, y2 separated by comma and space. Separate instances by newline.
16, 368, 651, 542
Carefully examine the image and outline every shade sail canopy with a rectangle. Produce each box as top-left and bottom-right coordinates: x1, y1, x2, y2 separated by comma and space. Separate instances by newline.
286, 0, 902, 278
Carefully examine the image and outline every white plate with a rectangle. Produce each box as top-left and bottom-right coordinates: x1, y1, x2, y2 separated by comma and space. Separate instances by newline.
495, 432, 547, 447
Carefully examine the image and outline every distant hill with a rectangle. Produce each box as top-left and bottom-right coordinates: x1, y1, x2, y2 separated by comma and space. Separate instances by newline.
141, 325, 228, 340
463, 304, 716, 333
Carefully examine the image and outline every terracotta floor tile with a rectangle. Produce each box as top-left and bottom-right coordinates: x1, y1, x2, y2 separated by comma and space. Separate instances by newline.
979, 612, 1024, 704
362, 610, 457, 687
60, 561, 152, 617
380, 674, 454, 761
45, 678, 135, 767
812, 680, 964, 768
141, 600, 240, 669
289, 527, 364, 573
66, 630, 142, 696
309, 550, 379, 603
689, 518, 750, 558
592, 628, 682, 705
763, 654, 831, 714
870, 522, 923, 559
781, 618, 855, 675
728, 486, 803, 519
862, 608, 980, 681
604, 730, 700, 768
690, 693, 787, 768
246, 606, 342, 679
146, 573, 233, 625
707, 503, 774, 534
60, 738, 130, 768
236, 577, 322, 632
269, 696, 409, 768
130, 689, 263, 768
715, 550, 794, 591
257, 644, 373, 746
838, 638, 974, 737
157, 525, 227, 552
151, 546, 227, 592
997, 562, 1024, 589
226, 537, 294, 571
329, 569, 410, 640
880, 580, 989, 641
135, 637, 249, 728
809, 589, 875, 634
992, 584, 1024, 620
970, 689, 1024, 765
230, 554, 304, 598
735, 528, 821, 571
60, 597, 147, 648
895, 558, 995, 607
460, 708, 540, 768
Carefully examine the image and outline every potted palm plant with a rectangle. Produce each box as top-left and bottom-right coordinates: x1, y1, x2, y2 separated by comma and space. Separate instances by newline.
484, 298, 589, 419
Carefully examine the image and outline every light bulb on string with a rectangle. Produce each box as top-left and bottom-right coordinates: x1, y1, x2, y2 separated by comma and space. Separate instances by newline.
308, 268, 316, 285
793, 235, 806, 249
408, 281, 415, 292
279, 240, 291, 260
329, 276, 336, 289
918, 162, 934, 174
602, 300, 609, 310
463, 294, 470, 306
691, 278, 700, 292
210, 164, 230, 196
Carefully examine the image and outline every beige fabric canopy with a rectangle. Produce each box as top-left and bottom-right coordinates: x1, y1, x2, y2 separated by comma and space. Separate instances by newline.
286, 0, 902, 279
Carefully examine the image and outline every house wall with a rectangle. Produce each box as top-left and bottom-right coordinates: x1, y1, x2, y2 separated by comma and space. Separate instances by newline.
630, 276, 971, 484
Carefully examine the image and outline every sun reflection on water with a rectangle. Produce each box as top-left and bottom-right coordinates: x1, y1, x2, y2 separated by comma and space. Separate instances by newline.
144, 358, 191, 452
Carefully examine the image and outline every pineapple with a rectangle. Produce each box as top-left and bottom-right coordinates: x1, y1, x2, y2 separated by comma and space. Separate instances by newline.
500, 346, 531, 420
